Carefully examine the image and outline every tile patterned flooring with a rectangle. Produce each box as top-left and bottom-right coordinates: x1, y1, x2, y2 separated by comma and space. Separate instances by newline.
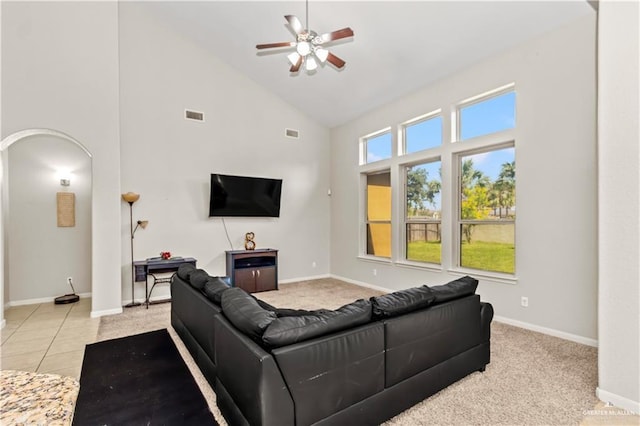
0, 298, 98, 379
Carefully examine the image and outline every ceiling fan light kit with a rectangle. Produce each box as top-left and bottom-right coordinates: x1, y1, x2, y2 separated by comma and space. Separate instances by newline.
256, 1, 354, 74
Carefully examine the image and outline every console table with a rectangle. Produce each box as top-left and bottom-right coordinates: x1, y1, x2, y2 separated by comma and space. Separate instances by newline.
225, 249, 278, 293
134, 257, 197, 308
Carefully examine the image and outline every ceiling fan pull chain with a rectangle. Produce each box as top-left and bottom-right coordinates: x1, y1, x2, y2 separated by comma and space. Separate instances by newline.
306, 0, 309, 31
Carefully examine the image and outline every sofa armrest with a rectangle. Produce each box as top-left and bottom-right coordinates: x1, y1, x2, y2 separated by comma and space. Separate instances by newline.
480, 302, 494, 342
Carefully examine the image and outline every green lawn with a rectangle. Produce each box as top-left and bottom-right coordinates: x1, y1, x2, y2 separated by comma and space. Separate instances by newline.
461, 241, 515, 274
407, 241, 441, 264
407, 240, 515, 274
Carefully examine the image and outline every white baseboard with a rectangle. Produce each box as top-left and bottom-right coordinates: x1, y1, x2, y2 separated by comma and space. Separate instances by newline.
329, 274, 392, 294
328, 275, 599, 348
5, 292, 92, 308
493, 315, 598, 347
90, 307, 122, 318
596, 387, 640, 415
279, 274, 331, 285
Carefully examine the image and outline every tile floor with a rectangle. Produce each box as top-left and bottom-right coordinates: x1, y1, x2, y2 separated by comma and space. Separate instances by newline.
0, 298, 98, 379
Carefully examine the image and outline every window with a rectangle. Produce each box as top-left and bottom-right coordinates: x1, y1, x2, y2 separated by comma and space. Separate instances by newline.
365, 171, 391, 258
458, 147, 515, 274
403, 114, 442, 154
363, 131, 392, 164
405, 161, 441, 264
358, 84, 516, 279
459, 90, 515, 140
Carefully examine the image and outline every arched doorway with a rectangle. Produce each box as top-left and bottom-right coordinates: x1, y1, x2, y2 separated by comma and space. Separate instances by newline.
1, 129, 92, 327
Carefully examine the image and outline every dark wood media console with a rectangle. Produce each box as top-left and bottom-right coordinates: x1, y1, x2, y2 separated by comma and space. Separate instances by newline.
225, 249, 278, 293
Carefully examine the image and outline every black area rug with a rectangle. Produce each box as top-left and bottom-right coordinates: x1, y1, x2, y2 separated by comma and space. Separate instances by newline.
73, 329, 217, 426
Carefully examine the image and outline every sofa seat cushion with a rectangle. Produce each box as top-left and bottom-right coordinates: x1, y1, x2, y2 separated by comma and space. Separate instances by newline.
177, 263, 196, 281
429, 275, 478, 304
262, 299, 372, 348
202, 277, 231, 305
221, 287, 277, 340
370, 286, 435, 319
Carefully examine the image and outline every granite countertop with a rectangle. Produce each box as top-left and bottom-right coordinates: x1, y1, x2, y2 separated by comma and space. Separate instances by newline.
0, 370, 79, 425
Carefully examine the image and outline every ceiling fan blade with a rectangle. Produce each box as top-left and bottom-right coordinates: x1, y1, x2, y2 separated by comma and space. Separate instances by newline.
256, 41, 296, 50
326, 52, 346, 69
320, 27, 354, 43
290, 55, 303, 72
285, 15, 305, 35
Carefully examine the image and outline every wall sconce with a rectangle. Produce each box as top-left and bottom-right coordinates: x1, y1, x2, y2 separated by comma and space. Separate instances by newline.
57, 169, 72, 187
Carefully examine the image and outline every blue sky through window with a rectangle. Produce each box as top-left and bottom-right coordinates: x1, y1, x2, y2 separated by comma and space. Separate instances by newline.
406, 116, 442, 154
366, 132, 392, 163
464, 147, 515, 181
460, 91, 515, 140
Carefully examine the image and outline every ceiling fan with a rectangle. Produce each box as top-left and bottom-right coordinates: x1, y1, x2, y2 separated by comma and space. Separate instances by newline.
256, 1, 354, 73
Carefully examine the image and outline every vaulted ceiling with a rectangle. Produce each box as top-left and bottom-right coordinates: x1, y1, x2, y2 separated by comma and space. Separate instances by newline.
141, 1, 594, 128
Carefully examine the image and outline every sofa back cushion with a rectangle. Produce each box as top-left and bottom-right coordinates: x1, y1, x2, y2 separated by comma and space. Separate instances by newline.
221, 288, 277, 340
176, 263, 196, 281
429, 275, 478, 304
384, 294, 482, 387
189, 269, 210, 291
272, 322, 385, 426
170, 273, 221, 364
202, 277, 231, 305
262, 299, 372, 348
370, 286, 435, 319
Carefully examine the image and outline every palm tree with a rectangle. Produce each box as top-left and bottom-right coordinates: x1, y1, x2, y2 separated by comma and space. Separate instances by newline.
496, 161, 515, 217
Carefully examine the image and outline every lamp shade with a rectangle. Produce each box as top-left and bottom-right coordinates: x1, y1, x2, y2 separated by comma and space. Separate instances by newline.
137, 220, 149, 229
315, 48, 329, 63
122, 192, 140, 203
296, 41, 311, 56
305, 56, 318, 71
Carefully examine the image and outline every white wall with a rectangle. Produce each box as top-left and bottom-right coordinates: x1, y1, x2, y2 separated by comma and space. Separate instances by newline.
117, 4, 331, 303
1, 2, 122, 316
330, 15, 597, 342
597, 0, 640, 413
7, 135, 91, 303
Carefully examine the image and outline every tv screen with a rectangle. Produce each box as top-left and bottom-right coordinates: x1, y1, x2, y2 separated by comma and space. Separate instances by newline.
209, 174, 282, 217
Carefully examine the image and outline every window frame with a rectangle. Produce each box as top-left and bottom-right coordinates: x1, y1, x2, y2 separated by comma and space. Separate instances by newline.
403, 157, 443, 266
452, 141, 516, 277
362, 168, 393, 260
360, 127, 393, 165
455, 83, 515, 143
400, 109, 442, 156
357, 83, 517, 283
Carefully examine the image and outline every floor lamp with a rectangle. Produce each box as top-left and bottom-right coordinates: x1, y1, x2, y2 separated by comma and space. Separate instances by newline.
122, 192, 148, 308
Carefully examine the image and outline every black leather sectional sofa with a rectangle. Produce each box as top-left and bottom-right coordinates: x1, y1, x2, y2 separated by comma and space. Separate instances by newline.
171, 265, 494, 426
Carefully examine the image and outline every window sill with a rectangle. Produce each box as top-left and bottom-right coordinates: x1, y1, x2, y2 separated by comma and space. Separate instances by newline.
395, 260, 443, 272
447, 268, 517, 285
357, 255, 392, 265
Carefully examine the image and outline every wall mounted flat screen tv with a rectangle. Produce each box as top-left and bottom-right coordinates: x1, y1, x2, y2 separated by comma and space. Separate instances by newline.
209, 174, 282, 217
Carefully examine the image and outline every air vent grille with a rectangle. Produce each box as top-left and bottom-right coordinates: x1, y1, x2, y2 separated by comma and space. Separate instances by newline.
185, 109, 204, 122
285, 128, 299, 139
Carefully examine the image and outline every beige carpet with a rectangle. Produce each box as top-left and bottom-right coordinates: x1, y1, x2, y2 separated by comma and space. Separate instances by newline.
96, 278, 635, 425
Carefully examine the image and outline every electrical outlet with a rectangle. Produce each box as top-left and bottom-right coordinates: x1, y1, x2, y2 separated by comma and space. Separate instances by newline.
373, 269, 377, 276
521, 296, 529, 307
